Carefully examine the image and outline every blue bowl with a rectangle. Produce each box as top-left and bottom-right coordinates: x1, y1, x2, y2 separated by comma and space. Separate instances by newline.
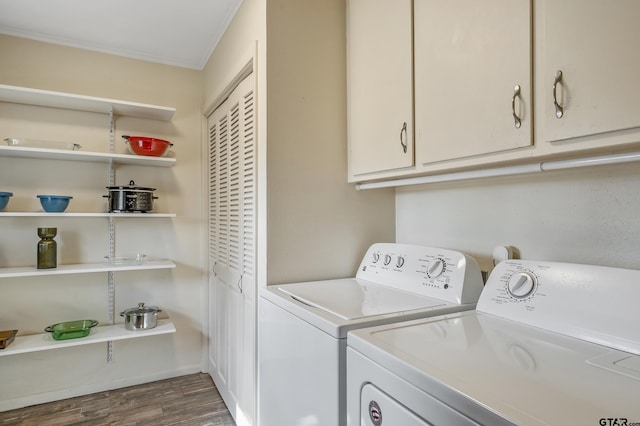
0, 192, 13, 211
37, 195, 73, 212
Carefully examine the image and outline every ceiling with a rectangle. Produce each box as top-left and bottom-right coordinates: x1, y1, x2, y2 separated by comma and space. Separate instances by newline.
0, 0, 244, 70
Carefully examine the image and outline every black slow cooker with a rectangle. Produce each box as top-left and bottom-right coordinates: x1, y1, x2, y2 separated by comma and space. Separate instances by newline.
104, 180, 157, 213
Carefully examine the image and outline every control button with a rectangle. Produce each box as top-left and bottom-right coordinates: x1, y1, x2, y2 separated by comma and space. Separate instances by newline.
383, 254, 392, 266
372, 253, 380, 263
427, 259, 445, 278
396, 256, 405, 268
507, 271, 536, 298
368, 400, 382, 426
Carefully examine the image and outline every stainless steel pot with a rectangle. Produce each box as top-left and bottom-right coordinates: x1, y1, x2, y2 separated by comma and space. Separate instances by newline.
104, 180, 157, 213
120, 302, 161, 330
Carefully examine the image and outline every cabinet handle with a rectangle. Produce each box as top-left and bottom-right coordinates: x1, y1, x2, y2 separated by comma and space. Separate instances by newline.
553, 70, 564, 118
511, 85, 522, 129
400, 122, 408, 153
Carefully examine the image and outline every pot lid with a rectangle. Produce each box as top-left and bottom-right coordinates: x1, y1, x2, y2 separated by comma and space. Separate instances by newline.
106, 180, 156, 191
121, 302, 160, 315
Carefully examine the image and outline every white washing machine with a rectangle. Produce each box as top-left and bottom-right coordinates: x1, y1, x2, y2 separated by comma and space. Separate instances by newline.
258, 243, 485, 426
347, 259, 640, 425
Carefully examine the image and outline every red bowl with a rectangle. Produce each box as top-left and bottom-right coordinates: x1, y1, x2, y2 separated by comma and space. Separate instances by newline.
123, 135, 173, 157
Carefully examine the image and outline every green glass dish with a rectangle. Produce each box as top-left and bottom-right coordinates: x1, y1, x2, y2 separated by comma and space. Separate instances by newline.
45, 319, 98, 341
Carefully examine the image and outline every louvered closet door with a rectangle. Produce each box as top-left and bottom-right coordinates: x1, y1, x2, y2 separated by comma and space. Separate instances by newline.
207, 71, 256, 424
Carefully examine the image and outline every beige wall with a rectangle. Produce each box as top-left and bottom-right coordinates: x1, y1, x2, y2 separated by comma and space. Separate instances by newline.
397, 162, 640, 274
203, 0, 265, 112
203, 0, 395, 287
0, 34, 206, 409
264, 0, 395, 284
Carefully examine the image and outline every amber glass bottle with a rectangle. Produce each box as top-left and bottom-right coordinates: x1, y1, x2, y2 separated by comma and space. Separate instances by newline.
37, 227, 57, 269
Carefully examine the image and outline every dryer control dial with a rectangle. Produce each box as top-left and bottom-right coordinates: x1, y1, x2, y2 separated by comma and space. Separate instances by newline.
507, 271, 536, 298
427, 258, 445, 278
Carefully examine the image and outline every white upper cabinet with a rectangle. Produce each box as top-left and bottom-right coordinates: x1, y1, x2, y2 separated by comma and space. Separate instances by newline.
541, 0, 640, 144
414, 0, 532, 165
347, 1, 640, 184
347, 0, 414, 180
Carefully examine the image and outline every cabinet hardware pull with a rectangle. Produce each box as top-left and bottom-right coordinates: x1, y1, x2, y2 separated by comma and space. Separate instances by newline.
553, 70, 564, 118
512, 85, 522, 129
400, 122, 408, 153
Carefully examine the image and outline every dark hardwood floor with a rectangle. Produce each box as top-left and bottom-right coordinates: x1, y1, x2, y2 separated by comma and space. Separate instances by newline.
0, 373, 236, 426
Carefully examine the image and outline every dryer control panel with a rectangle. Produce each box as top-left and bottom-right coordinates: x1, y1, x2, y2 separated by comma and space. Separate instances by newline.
478, 259, 640, 355
356, 243, 484, 305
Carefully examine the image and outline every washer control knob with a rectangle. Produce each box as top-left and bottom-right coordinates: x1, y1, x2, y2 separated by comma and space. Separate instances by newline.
383, 254, 392, 265
372, 253, 380, 263
507, 272, 536, 298
427, 258, 445, 278
396, 256, 405, 268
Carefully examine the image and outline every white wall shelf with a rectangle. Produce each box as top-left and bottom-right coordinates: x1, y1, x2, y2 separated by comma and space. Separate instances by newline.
0, 84, 175, 121
0, 260, 176, 279
0, 83, 177, 365
0, 318, 176, 357
0, 212, 176, 218
0, 145, 176, 167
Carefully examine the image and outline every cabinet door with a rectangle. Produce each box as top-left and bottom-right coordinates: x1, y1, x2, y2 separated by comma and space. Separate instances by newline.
347, 0, 414, 179
543, 0, 640, 143
207, 72, 256, 425
414, 0, 532, 165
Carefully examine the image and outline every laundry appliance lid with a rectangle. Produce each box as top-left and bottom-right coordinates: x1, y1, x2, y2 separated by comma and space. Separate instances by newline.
261, 277, 473, 339
277, 278, 445, 321
348, 310, 640, 425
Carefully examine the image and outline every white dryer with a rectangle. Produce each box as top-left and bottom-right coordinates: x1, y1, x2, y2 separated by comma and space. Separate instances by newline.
347, 259, 640, 425
258, 243, 485, 426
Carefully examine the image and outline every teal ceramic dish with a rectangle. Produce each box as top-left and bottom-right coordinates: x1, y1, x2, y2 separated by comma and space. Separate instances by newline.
0, 192, 13, 211
45, 319, 98, 340
37, 195, 73, 212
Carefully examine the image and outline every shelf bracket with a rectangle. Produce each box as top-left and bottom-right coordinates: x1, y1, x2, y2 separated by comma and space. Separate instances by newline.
107, 107, 116, 363
107, 270, 115, 363
109, 108, 115, 155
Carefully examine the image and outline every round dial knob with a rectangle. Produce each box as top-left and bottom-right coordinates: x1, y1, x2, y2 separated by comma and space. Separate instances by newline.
427, 259, 445, 278
383, 254, 392, 266
372, 253, 380, 263
507, 272, 536, 298
396, 256, 405, 268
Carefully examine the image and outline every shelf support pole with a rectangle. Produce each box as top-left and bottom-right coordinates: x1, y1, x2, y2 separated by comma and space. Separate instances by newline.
107, 108, 115, 363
